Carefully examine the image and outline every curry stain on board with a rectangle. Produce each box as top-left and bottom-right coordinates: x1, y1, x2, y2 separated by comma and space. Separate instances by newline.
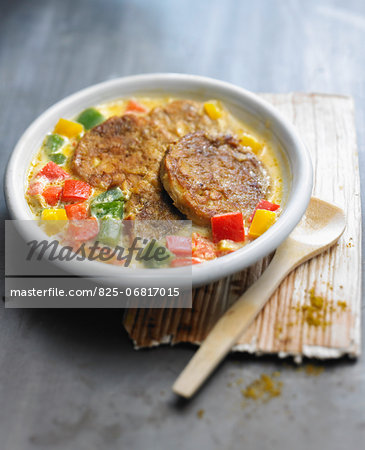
274, 286, 348, 346
290, 287, 348, 330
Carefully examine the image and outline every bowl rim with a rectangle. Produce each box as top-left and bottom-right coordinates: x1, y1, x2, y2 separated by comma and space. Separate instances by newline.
4, 73, 313, 287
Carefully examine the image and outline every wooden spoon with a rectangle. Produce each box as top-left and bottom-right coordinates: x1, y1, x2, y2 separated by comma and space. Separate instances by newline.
173, 198, 346, 398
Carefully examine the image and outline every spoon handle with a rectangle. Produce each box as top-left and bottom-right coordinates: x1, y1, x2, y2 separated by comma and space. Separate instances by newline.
172, 244, 297, 398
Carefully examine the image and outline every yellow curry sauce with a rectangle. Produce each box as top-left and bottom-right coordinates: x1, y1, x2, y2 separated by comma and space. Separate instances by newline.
25, 97, 284, 267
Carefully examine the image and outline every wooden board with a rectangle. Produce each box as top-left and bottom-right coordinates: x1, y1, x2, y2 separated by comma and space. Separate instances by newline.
123, 93, 361, 360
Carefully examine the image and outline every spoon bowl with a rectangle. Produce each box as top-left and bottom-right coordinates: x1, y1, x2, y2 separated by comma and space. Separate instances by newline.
290, 197, 346, 247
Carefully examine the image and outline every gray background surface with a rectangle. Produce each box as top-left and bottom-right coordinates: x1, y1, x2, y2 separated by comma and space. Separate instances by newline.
0, 0, 364, 449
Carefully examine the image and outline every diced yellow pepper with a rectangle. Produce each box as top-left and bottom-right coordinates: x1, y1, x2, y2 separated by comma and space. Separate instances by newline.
41, 208, 68, 220
41, 208, 68, 235
240, 134, 263, 153
62, 145, 74, 157
216, 239, 240, 254
53, 118, 83, 139
204, 101, 222, 120
248, 209, 276, 238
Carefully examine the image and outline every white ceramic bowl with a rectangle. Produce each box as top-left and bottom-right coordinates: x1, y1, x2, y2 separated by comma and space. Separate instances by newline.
5, 74, 312, 287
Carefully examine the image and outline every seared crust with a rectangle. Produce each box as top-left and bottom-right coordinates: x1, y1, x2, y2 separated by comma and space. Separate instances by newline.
72, 112, 184, 220
72, 100, 265, 223
72, 114, 167, 192
149, 99, 219, 140
125, 99, 218, 220
124, 175, 184, 241
124, 175, 183, 221
160, 132, 270, 226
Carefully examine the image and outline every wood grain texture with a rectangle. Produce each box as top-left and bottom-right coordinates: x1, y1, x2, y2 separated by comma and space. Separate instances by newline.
123, 93, 361, 360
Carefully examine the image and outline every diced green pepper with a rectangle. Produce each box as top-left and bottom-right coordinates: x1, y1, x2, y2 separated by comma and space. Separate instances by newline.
92, 187, 125, 205
44, 134, 64, 153
49, 153, 67, 165
76, 108, 105, 130
98, 219, 122, 247
91, 200, 124, 219
140, 239, 174, 268
91, 188, 125, 222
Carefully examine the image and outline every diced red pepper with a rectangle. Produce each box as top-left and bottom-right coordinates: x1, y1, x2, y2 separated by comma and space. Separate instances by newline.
61, 179, 91, 202
42, 185, 62, 206
170, 257, 201, 267
65, 202, 89, 220
37, 161, 69, 181
192, 233, 217, 260
27, 178, 47, 196
249, 200, 280, 222
68, 218, 99, 242
125, 100, 147, 113
166, 235, 192, 256
211, 212, 245, 243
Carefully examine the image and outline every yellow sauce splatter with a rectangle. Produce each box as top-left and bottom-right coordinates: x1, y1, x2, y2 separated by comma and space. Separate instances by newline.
241, 374, 283, 402
197, 409, 205, 419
